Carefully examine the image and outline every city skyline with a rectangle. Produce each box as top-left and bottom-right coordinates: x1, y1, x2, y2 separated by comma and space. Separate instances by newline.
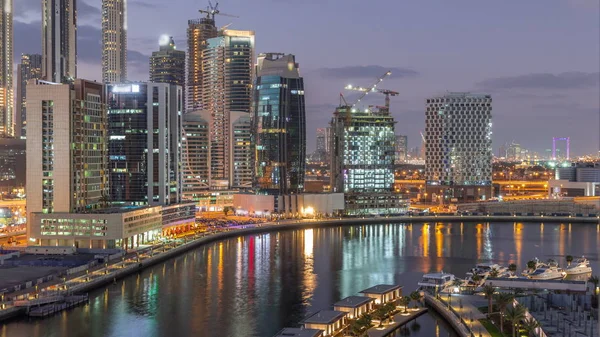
10, 0, 600, 156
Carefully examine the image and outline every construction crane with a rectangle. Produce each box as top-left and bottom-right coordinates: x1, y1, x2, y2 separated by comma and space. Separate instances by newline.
345, 71, 398, 110
199, 1, 239, 20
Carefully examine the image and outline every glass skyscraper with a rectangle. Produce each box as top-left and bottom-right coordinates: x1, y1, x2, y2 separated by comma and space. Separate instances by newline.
254, 53, 306, 194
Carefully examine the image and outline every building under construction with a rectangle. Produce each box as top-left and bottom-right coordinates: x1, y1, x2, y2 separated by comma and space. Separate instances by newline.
329, 73, 408, 215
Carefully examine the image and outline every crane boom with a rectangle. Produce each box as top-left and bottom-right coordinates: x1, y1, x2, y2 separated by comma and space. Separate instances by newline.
347, 71, 392, 108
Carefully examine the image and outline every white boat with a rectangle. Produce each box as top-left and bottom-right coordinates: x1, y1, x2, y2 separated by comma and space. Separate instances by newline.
565, 257, 592, 275
418, 272, 457, 293
528, 266, 566, 280
522, 258, 549, 276
464, 263, 508, 287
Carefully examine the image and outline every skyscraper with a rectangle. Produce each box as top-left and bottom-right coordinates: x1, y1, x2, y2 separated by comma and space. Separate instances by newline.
254, 53, 306, 194
182, 110, 210, 200
26, 79, 108, 222
16, 54, 42, 138
107, 82, 183, 206
42, 0, 77, 83
330, 106, 405, 215
202, 29, 255, 189
102, 0, 127, 83
149, 36, 186, 88
425, 92, 493, 202
186, 16, 217, 110
395, 135, 408, 163
0, 0, 13, 137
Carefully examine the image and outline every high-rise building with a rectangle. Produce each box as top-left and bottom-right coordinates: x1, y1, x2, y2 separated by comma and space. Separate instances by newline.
395, 135, 408, 164
506, 142, 522, 161
26, 79, 108, 223
149, 36, 186, 88
106, 82, 183, 206
186, 16, 217, 111
330, 106, 406, 215
16, 54, 43, 139
0, 0, 13, 137
425, 92, 493, 202
102, 0, 127, 83
182, 110, 210, 200
254, 53, 306, 194
42, 0, 77, 83
202, 29, 255, 189
231, 112, 253, 189
315, 127, 331, 162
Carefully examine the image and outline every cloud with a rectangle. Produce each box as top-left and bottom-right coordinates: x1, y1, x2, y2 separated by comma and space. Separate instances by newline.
477, 72, 600, 90
318, 65, 419, 79
128, 0, 164, 9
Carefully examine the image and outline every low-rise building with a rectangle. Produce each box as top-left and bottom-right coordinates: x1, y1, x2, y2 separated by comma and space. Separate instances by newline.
233, 193, 344, 216
360, 284, 403, 305
302, 310, 347, 337
274, 328, 323, 337
333, 296, 374, 319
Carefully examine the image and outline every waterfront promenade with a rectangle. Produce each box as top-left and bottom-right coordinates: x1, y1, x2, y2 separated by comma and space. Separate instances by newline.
367, 307, 428, 337
0, 214, 598, 323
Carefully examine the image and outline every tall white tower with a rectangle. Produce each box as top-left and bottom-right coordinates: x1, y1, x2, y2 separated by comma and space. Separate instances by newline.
0, 0, 13, 137
42, 0, 77, 83
102, 0, 127, 83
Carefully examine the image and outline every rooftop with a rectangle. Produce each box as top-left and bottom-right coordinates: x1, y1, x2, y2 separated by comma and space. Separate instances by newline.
274, 328, 323, 337
303, 310, 347, 325
360, 284, 402, 295
333, 296, 373, 308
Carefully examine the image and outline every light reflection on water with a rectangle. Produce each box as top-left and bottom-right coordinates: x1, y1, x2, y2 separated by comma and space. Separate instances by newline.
1, 221, 599, 337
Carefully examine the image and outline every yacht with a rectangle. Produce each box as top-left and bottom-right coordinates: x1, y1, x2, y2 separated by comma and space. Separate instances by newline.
522, 258, 549, 276
528, 266, 566, 280
565, 257, 592, 275
464, 263, 508, 287
418, 272, 457, 293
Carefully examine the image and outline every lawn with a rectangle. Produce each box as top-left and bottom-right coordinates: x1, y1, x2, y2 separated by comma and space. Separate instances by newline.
479, 319, 506, 337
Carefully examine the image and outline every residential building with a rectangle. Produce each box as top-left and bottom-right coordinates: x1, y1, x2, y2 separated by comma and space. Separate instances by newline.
395, 135, 408, 163
231, 112, 253, 189
0, 0, 13, 137
106, 82, 183, 206
333, 296, 374, 319
102, 0, 127, 83
302, 311, 347, 337
186, 16, 217, 111
26, 79, 108, 235
16, 54, 42, 138
149, 36, 186, 88
182, 110, 210, 199
425, 92, 493, 202
254, 53, 306, 194
315, 127, 331, 161
42, 0, 77, 83
330, 106, 407, 215
202, 29, 255, 189
360, 284, 403, 305
274, 328, 323, 337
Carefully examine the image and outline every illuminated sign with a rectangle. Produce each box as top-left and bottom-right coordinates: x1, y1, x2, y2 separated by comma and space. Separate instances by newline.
112, 84, 140, 94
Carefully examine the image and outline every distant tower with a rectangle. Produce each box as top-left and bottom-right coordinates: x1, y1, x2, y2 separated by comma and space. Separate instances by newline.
552, 137, 570, 161
102, 0, 127, 83
149, 36, 186, 88
0, 0, 13, 137
16, 54, 42, 138
42, 0, 77, 83
186, 14, 217, 110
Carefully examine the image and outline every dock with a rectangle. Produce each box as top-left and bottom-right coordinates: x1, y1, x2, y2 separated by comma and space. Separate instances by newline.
367, 307, 428, 337
22, 295, 88, 318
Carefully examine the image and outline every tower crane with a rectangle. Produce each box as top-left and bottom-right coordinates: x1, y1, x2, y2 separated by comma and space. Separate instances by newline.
199, 1, 239, 20
344, 71, 398, 111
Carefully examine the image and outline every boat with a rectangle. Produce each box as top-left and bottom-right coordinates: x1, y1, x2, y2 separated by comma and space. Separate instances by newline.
418, 271, 457, 293
464, 263, 508, 287
565, 256, 592, 275
522, 258, 549, 276
528, 266, 566, 280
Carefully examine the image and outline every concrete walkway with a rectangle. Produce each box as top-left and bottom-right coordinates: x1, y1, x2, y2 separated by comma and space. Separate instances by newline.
367, 307, 428, 337
442, 294, 492, 337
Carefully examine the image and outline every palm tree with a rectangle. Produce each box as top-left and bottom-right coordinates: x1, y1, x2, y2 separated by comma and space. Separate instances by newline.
490, 268, 500, 278
410, 291, 422, 308
483, 284, 495, 315
508, 263, 517, 276
504, 304, 526, 337
526, 260, 537, 272
521, 317, 540, 337
494, 293, 514, 333
589, 275, 599, 295
566, 255, 574, 266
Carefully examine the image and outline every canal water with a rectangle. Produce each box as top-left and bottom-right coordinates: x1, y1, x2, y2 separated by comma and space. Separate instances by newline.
1, 221, 599, 337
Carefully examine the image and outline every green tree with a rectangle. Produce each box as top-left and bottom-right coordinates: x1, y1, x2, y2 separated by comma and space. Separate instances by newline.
504, 304, 526, 337
566, 255, 574, 266
410, 291, 422, 308
399, 296, 411, 313
483, 284, 495, 315
508, 263, 517, 275
526, 260, 537, 271
494, 293, 514, 333
588, 275, 599, 295
490, 268, 500, 278
373, 307, 387, 327
521, 317, 540, 337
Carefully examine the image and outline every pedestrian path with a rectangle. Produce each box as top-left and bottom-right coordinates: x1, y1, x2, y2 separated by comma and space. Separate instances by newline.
367, 307, 428, 337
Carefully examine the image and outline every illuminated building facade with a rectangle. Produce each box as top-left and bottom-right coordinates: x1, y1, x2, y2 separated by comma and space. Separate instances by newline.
254, 53, 306, 194
425, 92, 493, 202
149, 36, 186, 88
182, 110, 210, 200
26, 79, 108, 225
186, 17, 217, 110
106, 83, 183, 206
42, 0, 77, 83
202, 29, 255, 189
102, 0, 127, 83
0, 0, 13, 137
16, 54, 42, 138
330, 107, 406, 215
395, 135, 408, 163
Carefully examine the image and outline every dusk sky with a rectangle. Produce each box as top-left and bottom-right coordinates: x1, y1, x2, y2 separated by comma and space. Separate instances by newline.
14, 0, 600, 156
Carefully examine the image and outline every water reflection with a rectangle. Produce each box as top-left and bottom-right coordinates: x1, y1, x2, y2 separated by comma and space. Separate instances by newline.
2, 222, 599, 337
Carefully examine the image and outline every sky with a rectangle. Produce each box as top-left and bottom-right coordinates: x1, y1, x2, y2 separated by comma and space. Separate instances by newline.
13, 0, 600, 156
